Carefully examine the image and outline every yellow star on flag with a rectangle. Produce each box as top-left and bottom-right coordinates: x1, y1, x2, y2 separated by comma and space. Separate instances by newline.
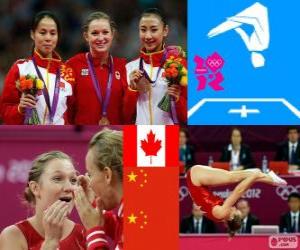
128, 213, 138, 224
127, 171, 138, 182
139, 169, 148, 188
139, 210, 148, 229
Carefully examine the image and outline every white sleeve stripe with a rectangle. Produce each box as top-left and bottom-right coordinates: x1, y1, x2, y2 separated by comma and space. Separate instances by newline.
86, 230, 105, 240
118, 203, 124, 217
87, 238, 108, 248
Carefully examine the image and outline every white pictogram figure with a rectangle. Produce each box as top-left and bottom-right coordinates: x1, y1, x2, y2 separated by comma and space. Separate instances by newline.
208, 2, 270, 68
228, 105, 260, 118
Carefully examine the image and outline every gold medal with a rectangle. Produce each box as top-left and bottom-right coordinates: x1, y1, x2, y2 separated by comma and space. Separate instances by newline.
99, 116, 110, 125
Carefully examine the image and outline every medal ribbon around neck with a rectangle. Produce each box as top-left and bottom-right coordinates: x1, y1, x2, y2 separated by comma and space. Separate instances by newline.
32, 57, 60, 124
139, 50, 167, 86
86, 53, 114, 118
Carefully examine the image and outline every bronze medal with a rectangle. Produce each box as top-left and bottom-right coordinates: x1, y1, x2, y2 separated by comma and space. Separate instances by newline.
137, 76, 151, 93
99, 116, 110, 125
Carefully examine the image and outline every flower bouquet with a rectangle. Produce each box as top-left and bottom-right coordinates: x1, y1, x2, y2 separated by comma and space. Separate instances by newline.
16, 74, 44, 125
158, 46, 187, 112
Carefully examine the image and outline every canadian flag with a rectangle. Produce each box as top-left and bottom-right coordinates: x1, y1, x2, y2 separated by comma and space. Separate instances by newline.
123, 125, 179, 250
124, 125, 179, 168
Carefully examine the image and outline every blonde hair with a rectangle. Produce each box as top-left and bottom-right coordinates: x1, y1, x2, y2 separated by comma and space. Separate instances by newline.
24, 151, 73, 206
89, 129, 123, 180
82, 11, 117, 33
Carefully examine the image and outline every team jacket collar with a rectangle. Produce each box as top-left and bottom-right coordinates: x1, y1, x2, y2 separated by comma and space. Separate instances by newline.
140, 47, 165, 67
87, 53, 110, 68
32, 50, 62, 72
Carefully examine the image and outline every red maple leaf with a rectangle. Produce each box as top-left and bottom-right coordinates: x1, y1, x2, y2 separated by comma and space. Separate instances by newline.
140, 130, 162, 164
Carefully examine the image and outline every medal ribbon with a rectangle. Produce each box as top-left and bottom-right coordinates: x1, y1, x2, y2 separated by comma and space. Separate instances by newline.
32, 57, 60, 124
139, 49, 179, 124
139, 50, 166, 84
86, 53, 114, 117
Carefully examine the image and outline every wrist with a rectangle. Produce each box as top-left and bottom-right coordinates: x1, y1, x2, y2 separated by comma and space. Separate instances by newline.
17, 104, 24, 114
41, 238, 59, 249
129, 82, 138, 91
169, 94, 180, 103
128, 85, 138, 92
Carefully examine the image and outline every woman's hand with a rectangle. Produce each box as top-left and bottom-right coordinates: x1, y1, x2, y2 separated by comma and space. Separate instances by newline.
74, 186, 104, 230
129, 70, 144, 90
41, 200, 69, 249
167, 85, 181, 102
77, 175, 95, 203
18, 93, 36, 113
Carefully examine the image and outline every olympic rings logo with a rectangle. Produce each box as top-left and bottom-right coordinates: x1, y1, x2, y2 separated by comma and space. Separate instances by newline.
276, 185, 300, 200
179, 186, 190, 202
207, 59, 223, 67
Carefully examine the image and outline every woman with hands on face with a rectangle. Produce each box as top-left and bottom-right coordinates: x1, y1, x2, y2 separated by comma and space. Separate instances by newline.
0, 151, 85, 250
74, 129, 123, 250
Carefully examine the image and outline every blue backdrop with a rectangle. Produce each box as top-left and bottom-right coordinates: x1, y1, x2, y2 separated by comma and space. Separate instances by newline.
188, 0, 300, 124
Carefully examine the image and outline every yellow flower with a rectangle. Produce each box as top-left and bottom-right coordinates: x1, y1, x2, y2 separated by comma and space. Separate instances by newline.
180, 75, 187, 86
166, 59, 174, 64
181, 67, 187, 76
36, 79, 44, 90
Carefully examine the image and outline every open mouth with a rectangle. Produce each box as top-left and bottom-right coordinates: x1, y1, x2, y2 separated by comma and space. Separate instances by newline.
59, 197, 72, 202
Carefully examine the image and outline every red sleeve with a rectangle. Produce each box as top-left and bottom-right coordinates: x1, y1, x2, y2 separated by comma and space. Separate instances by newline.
86, 226, 109, 250
63, 61, 77, 125
85, 204, 117, 249
175, 85, 187, 124
120, 59, 138, 124
0, 62, 24, 124
103, 211, 117, 241
175, 57, 187, 124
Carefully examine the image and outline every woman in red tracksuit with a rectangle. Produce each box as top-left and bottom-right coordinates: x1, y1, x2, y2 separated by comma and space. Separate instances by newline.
74, 129, 123, 250
0, 11, 75, 125
0, 151, 86, 249
67, 12, 136, 125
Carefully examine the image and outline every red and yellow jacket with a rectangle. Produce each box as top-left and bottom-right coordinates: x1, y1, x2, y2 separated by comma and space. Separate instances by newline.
125, 47, 187, 125
0, 50, 74, 125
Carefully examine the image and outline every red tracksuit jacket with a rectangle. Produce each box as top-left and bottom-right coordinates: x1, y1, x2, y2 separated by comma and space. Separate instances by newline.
66, 53, 137, 125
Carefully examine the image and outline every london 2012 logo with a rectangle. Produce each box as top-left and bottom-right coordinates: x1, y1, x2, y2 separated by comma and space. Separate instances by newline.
194, 52, 225, 91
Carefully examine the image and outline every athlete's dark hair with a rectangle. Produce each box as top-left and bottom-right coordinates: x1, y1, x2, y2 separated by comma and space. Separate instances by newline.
140, 8, 168, 27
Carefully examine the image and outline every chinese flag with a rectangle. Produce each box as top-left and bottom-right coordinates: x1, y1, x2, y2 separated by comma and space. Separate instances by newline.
123, 125, 179, 250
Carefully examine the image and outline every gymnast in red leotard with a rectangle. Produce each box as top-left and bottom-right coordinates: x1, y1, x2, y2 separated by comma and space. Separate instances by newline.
187, 165, 287, 236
